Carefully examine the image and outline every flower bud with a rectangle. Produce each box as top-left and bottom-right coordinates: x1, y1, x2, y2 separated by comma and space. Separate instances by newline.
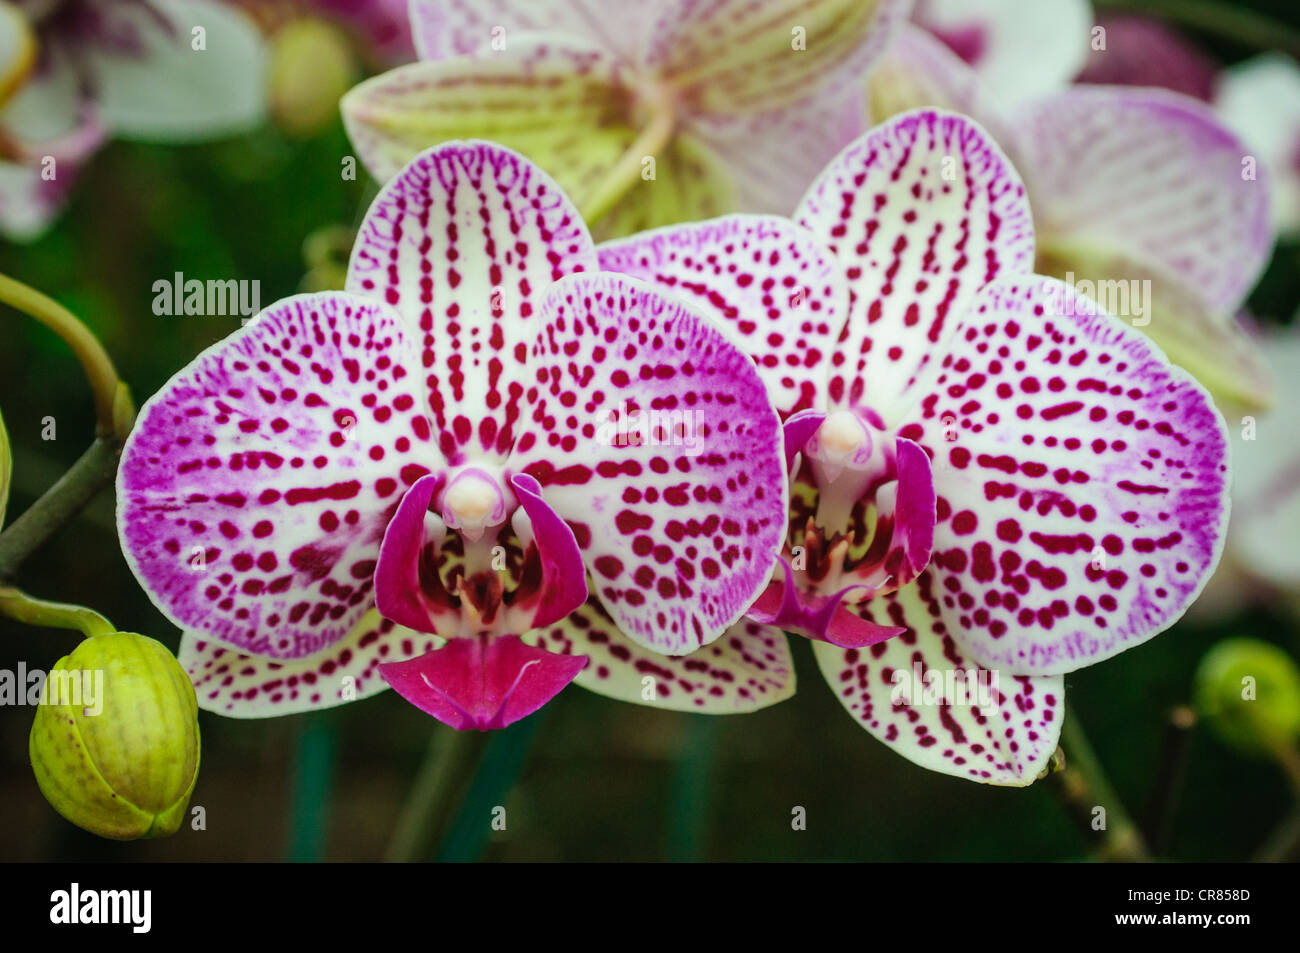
30, 632, 200, 840
1194, 638, 1300, 757
268, 18, 358, 138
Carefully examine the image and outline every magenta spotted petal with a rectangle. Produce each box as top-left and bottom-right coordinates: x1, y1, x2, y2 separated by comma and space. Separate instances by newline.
795, 108, 1036, 422
897, 277, 1230, 674
814, 571, 1063, 786
118, 293, 433, 659
346, 140, 597, 464
179, 609, 439, 716
511, 271, 788, 656
598, 215, 849, 418
529, 602, 795, 713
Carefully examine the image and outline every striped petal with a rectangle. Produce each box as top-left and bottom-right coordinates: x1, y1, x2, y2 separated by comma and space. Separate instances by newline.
795, 108, 1035, 424
897, 276, 1230, 675
814, 571, 1063, 785
528, 600, 796, 712
1013, 86, 1272, 323
117, 292, 433, 659
409, 0, 659, 64
346, 141, 598, 463
914, 0, 1092, 105
597, 214, 850, 417
340, 42, 639, 193
644, 0, 910, 117
179, 609, 439, 717
509, 271, 788, 656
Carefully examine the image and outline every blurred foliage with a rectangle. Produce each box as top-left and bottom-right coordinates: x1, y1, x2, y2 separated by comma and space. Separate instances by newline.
1, 1, 1299, 861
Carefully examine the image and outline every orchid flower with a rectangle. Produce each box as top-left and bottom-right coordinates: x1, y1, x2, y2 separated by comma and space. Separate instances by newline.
1216, 54, 1300, 239
0, 0, 266, 240
911, 0, 1093, 105
117, 140, 793, 730
1075, 13, 1217, 102
867, 24, 1276, 412
602, 108, 1231, 785
341, 0, 910, 235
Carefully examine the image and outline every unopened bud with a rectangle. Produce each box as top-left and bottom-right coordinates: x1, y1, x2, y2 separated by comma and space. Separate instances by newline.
1194, 638, 1300, 757
30, 633, 200, 840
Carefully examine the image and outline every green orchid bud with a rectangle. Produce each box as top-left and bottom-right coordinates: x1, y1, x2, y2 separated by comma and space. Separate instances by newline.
1194, 638, 1300, 758
30, 632, 200, 840
268, 18, 358, 138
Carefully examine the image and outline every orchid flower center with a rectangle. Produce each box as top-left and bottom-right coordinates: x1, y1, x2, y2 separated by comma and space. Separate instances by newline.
806, 408, 891, 535
440, 467, 507, 543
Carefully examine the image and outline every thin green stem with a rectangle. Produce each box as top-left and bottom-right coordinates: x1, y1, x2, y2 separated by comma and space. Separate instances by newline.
385, 726, 485, 862
434, 715, 544, 862
577, 88, 675, 226
0, 273, 133, 442
286, 713, 338, 862
1049, 712, 1153, 862
0, 437, 120, 580
665, 715, 722, 862
0, 585, 115, 637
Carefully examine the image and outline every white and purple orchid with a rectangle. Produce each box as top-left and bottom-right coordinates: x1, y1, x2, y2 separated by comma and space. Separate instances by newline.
0, 0, 265, 240
603, 109, 1231, 785
117, 140, 794, 730
868, 23, 1277, 412
340, 0, 910, 233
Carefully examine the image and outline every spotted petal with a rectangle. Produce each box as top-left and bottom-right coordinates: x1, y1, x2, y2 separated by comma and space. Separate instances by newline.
118, 292, 433, 659
795, 108, 1036, 423
897, 276, 1229, 675
528, 601, 796, 713
179, 609, 439, 717
509, 271, 788, 655
597, 214, 850, 417
346, 141, 598, 463
644, 0, 910, 117
814, 571, 1063, 785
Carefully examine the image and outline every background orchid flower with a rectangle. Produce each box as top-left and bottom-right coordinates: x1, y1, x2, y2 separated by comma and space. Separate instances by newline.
118, 140, 791, 730
867, 24, 1277, 413
912, 0, 1093, 105
0, 0, 266, 241
1215, 53, 1300, 239
603, 108, 1231, 786
341, 0, 911, 236
1075, 12, 1218, 101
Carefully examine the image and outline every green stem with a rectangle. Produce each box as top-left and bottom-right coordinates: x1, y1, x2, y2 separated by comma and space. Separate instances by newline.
0, 585, 115, 637
0, 273, 133, 442
665, 715, 722, 862
286, 713, 338, 862
1093, 0, 1300, 59
1049, 712, 1153, 862
0, 437, 120, 580
385, 726, 486, 862
434, 715, 544, 862
577, 87, 675, 226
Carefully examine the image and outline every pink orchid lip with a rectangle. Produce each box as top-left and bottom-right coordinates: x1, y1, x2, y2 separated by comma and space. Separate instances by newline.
379, 634, 587, 731
749, 556, 903, 648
